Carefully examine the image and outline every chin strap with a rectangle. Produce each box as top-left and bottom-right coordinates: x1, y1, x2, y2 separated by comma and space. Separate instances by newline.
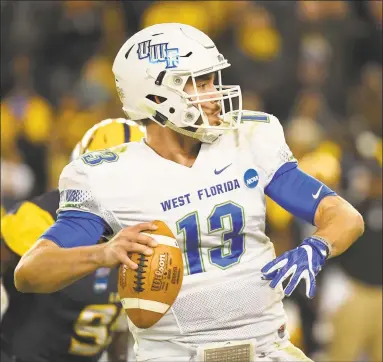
164, 120, 223, 144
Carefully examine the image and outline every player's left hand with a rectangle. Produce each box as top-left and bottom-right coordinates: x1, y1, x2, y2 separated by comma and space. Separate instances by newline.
261, 237, 330, 298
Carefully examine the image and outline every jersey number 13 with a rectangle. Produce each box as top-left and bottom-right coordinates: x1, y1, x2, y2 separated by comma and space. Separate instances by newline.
176, 201, 245, 275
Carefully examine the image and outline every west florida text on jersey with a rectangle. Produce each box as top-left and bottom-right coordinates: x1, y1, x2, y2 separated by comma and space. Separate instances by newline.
160, 178, 241, 211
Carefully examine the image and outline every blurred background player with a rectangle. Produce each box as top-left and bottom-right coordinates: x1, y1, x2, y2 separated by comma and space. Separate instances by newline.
0, 118, 144, 362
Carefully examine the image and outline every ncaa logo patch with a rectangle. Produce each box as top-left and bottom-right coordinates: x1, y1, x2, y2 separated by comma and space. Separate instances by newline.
244, 168, 259, 189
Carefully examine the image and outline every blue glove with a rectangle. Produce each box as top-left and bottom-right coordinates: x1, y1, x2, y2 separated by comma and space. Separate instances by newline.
261, 237, 330, 298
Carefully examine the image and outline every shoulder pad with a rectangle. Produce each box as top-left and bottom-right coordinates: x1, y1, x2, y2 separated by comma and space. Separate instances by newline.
30, 189, 60, 219
1, 201, 56, 256
109, 143, 129, 155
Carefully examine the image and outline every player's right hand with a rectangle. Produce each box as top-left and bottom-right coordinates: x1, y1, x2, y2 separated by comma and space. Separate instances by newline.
98, 223, 158, 269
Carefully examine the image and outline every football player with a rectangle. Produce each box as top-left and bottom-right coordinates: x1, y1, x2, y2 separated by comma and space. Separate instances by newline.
15, 24, 364, 362
1, 118, 144, 362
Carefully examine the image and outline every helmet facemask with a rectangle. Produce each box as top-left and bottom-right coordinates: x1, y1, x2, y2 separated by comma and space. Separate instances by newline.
182, 69, 242, 130
122, 67, 242, 143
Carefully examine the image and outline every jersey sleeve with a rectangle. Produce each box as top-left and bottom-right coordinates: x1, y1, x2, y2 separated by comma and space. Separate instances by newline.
247, 113, 297, 187
1, 201, 55, 256
58, 159, 121, 235
58, 160, 103, 216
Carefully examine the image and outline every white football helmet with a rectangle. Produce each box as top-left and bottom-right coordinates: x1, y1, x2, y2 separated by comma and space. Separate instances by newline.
112, 23, 242, 143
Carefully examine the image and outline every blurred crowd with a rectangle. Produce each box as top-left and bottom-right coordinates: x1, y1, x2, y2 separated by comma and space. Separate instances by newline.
1, 1, 382, 361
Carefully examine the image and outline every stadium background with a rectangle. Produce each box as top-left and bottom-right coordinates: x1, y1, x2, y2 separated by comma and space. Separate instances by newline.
0, 1, 381, 361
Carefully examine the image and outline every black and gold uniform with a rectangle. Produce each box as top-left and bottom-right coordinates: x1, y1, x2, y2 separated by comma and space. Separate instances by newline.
0, 119, 144, 362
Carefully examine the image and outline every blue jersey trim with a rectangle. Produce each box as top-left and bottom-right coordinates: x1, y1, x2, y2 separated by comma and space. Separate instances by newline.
40, 211, 107, 248
265, 163, 337, 225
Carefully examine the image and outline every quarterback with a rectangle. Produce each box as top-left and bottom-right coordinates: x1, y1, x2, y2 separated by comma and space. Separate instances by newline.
15, 24, 364, 361
1, 119, 143, 362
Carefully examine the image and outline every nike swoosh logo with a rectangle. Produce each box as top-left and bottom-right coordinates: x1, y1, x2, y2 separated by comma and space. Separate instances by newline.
214, 163, 232, 175
312, 185, 324, 199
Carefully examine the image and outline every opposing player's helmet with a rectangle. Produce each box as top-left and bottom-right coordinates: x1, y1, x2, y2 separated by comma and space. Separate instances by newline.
70, 118, 144, 160
113, 23, 242, 143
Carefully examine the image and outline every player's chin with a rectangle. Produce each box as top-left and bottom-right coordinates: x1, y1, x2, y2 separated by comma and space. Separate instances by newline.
193, 114, 221, 127
207, 115, 222, 127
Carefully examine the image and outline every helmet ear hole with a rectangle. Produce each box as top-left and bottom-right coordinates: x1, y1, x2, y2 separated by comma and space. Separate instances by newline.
146, 94, 167, 104
169, 107, 175, 114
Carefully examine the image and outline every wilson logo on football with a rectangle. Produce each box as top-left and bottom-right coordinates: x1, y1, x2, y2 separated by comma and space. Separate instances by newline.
120, 265, 128, 289
151, 254, 167, 291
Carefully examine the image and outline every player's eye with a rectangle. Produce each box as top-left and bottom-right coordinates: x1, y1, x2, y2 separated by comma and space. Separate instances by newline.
197, 82, 207, 90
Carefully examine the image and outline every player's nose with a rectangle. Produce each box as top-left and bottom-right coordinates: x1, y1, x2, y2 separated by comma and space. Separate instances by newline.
206, 83, 217, 100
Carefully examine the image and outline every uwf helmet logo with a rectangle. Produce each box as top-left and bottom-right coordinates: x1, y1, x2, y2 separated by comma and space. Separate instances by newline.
137, 40, 179, 69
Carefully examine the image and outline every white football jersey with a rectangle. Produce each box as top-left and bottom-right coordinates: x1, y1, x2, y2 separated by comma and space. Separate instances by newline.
58, 112, 296, 360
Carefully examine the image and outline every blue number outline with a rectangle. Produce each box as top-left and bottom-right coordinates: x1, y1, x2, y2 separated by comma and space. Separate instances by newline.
81, 150, 119, 166
176, 201, 246, 275
176, 211, 205, 275
207, 201, 246, 270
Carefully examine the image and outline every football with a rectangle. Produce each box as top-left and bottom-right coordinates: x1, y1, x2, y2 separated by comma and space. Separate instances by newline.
118, 220, 184, 328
